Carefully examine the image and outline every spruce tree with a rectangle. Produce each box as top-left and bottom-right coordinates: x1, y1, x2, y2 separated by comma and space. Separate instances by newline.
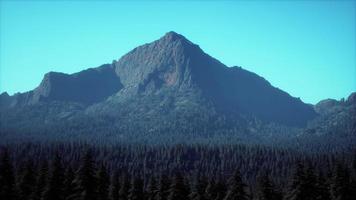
32, 161, 48, 200
128, 176, 144, 200
157, 174, 171, 200
70, 149, 98, 200
97, 165, 110, 200
0, 149, 16, 200
205, 178, 217, 200
18, 160, 37, 200
256, 173, 281, 200
168, 172, 190, 200
42, 153, 65, 200
147, 176, 159, 200
118, 174, 130, 200
63, 167, 76, 200
110, 170, 120, 200
314, 172, 331, 200
190, 174, 208, 200
223, 170, 249, 200
284, 162, 308, 200
331, 163, 353, 200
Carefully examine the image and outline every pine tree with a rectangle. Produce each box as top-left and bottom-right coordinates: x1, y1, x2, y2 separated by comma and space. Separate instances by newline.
168, 172, 190, 200
284, 162, 308, 200
128, 176, 144, 200
223, 170, 249, 200
70, 150, 98, 200
110, 170, 120, 200
18, 160, 37, 200
32, 161, 48, 200
314, 172, 331, 200
331, 163, 353, 200
42, 153, 65, 200
118, 174, 130, 200
0, 149, 16, 200
157, 174, 171, 200
97, 165, 110, 200
63, 167, 76, 200
214, 177, 227, 200
205, 178, 217, 200
147, 176, 159, 200
256, 173, 281, 200
190, 174, 208, 200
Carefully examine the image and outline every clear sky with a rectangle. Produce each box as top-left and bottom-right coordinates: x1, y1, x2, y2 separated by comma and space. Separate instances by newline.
0, 0, 355, 104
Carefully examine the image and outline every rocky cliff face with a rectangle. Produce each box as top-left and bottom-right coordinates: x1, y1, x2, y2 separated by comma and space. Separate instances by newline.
1, 31, 317, 127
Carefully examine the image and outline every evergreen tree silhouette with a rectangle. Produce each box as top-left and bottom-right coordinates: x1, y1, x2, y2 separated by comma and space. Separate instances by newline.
32, 161, 48, 200
118, 174, 130, 200
223, 170, 249, 200
0, 149, 16, 200
190, 173, 208, 200
97, 165, 110, 200
63, 167, 76, 200
147, 176, 159, 200
331, 163, 353, 200
168, 172, 189, 200
128, 176, 144, 200
284, 162, 308, 200
42, 153, 65, 200
110, 170, 120, 200
70, 149, 98, 200
18, 160, 37, 200
157, 174, 171, 200
256, 173, 281, 200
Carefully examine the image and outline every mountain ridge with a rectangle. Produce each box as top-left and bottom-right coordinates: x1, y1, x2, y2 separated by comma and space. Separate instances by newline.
1, 31, 317, 127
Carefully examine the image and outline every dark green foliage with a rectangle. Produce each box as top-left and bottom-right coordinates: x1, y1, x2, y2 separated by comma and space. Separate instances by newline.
157, 174, 171, 200
32, 161, 48, 200
70, 150, 98, 200
42, 154, 65, 200
223, 170, 249, 200
118, 175, 130, 200
330, 163, 353, 200
168, 172, 190, 200
63, 167, 76, 200
147, 176, 159, 200
284, 162, 307, 200
110, 170, 120, 200
97, 165, 110, 200
0, 149, 16, 200
128, 177, 144, 200
190, 174, 208, 200
18, 160, 37, 200
256, 173, 281, 200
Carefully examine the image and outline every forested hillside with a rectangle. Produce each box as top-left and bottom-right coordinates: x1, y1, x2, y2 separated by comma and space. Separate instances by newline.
1, 143, 355, 200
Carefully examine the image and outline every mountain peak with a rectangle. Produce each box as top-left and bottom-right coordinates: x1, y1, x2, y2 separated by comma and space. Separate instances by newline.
162, 31, 186, 41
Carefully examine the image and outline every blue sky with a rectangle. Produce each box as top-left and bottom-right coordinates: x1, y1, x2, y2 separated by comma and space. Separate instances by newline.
0, 0, 355, 104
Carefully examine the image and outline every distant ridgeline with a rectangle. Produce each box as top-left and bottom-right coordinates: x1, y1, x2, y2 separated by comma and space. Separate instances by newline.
0, 32, 355, 150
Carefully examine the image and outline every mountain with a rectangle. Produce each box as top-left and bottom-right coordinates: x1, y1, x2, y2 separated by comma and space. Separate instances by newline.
0, 31, 323, 144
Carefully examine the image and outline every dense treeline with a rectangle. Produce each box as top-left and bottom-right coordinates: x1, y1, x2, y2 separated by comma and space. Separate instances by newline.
0, 142, 355, 200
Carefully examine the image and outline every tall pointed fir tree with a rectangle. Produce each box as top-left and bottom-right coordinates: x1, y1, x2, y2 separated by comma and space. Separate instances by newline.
256, 173, 281, 200
63, 167, 76, 200
128, 176, 144, 200
118, 174, 131, 200
223, 170, 249, 200
284, 162, 305, 200
314, 172, 331, 200
157, 174, 171, 200
70, 149, 98, 200
167, 172, 190, 200
331, 163, 353, 200
42, 153, 65, 200
18, 160, 37, 200
97, 165, 110, 200
147, 176, 159, 200
214, 177, 227, 200
205, 178, 217, 200
190, 173, 208, 200
110, 170, 121, 200
32, 161, 48, 200
0, 149, 16, 200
